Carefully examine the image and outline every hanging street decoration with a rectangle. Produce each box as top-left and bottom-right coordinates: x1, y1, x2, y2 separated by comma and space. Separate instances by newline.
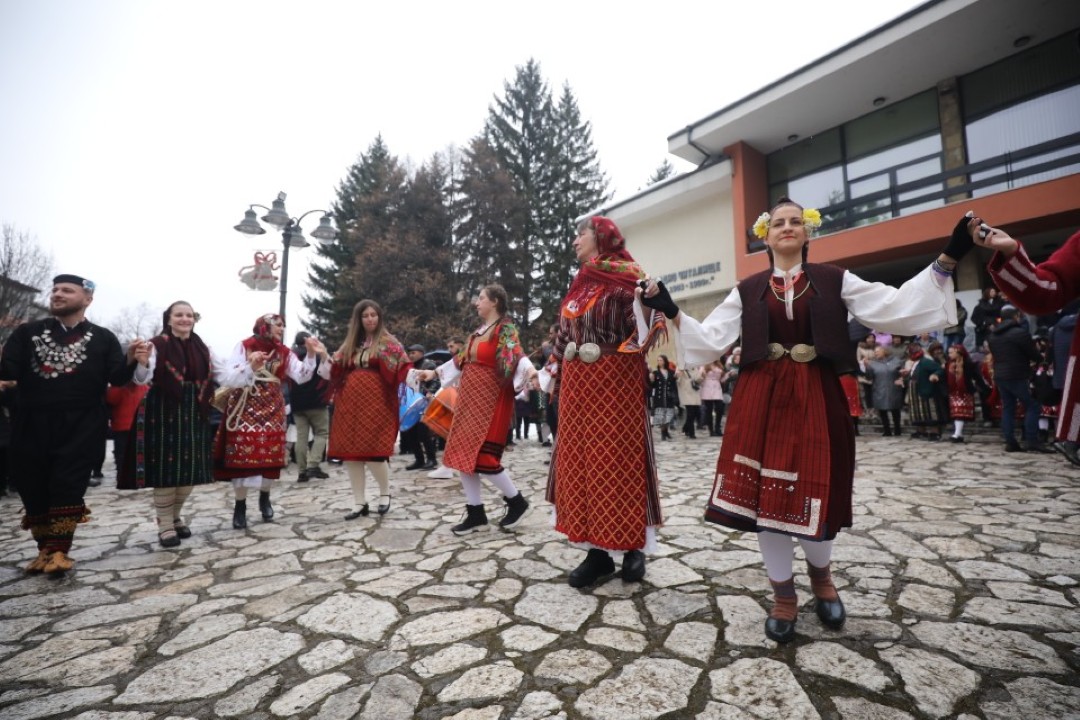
239, 251, 280, 291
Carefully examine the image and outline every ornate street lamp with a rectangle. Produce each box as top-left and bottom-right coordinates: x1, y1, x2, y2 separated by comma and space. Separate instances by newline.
233, 191, 338, 317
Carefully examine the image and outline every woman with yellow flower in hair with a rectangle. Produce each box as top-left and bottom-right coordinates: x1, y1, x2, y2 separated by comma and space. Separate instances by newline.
640, 198, 975, 644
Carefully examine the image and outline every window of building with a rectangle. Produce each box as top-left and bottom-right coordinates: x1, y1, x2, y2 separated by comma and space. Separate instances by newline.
962, 30, 1080, 198
765, 90, 942, 238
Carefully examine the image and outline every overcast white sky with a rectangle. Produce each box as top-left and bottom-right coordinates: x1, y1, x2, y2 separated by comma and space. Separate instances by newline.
0, 0, 924, 351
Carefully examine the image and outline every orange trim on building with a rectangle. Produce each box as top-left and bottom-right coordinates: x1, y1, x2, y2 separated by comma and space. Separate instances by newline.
731, 173, 1080, 279
725, 141, 768, 281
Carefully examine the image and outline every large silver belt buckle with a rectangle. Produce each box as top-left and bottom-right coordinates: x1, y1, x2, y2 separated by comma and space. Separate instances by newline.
578, 342, 601, 363
564, 341, 578, 362
766, 342, 786, 361
789, 343, 817, 363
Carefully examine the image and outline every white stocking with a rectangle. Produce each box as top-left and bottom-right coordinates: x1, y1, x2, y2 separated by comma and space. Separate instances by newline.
757, 531, 795, 582
484, 469, 519, 498
798, 537, 834, 569
459, 473, 483, 505
346, 461, 367, 505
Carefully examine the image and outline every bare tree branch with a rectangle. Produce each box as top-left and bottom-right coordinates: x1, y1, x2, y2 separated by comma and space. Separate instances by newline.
107, 302, 160, 342
0, 224, 53, 342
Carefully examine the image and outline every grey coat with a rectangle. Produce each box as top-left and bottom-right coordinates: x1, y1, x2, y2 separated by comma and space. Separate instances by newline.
867, 357, 905, 410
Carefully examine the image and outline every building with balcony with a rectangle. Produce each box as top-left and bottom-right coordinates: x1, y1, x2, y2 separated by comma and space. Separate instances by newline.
605, 0, 1080, 330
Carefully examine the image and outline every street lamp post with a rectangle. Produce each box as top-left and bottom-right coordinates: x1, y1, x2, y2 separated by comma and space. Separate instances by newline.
233, 191, 339, 318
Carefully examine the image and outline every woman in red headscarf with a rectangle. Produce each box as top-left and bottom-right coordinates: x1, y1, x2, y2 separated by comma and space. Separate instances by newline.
544, 216, 666, 588
214, 314, 326, 529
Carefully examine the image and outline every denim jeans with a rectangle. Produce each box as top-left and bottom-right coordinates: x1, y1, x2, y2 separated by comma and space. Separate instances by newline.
995, 377, 1040, 446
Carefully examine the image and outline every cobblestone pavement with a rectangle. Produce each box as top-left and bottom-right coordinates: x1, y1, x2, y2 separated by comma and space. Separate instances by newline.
0, 429, 1078, 720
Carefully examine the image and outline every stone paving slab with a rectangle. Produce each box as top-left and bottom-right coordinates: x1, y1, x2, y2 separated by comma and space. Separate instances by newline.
0, 431, 1077, 719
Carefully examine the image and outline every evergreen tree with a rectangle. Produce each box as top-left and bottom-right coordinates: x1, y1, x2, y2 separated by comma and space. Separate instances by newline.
480, 62, 610, 347
647, 159, 676, 186
453, 137, 530, 326
482, 59, 555, 337
303, 135, 406, 348
540, 82, 610, 327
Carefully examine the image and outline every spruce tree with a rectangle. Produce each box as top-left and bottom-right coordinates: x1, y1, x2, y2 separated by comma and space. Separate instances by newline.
480, 61, 610, 346
453, 137, 530, 327
541, 82, 610, 326
303, 135, 406, 348
647, 159, 676, 186
482, 59, 555, 337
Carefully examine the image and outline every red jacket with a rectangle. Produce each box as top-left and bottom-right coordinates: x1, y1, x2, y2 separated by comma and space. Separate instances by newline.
106, 384, 149, 432
988, 230, 1080, 442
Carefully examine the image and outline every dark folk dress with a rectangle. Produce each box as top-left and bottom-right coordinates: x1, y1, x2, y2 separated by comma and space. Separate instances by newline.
118, 334, 216, 490
705, 273, 856, 541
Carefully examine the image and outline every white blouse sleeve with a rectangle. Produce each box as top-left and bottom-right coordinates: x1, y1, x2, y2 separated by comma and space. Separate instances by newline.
512, 355, 534, 393
217, 342, 255, 388
435, 358, 461, 388
316, 357, 332, 380
675, 290, 743, 366
286, 350, 317, 383
133, 346, 156, 385
842, 265, 957, 335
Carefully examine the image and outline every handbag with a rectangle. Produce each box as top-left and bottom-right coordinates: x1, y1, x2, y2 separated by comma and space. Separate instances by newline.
211, 386, 236, 413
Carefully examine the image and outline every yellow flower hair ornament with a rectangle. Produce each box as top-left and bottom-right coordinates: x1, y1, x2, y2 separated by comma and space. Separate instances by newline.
752, 208, 823, 239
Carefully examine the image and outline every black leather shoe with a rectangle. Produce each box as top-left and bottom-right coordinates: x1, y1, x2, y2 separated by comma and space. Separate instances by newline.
258, 492, 274, 521
297, 472, 309, 483
815, 597, 846, 629
345, 504, 370, 520
405, 460, 424, 471
307, 467, 329, 479
173, 523, 192, 539
621, 550, 646, 582
764, 617, 796, 643
232, 500, 247, 530
377, 495, 392, 515
158, 532, 181, 548
568, 549, 616, 588
88, 476, 102, 487
422, 460, 439, 470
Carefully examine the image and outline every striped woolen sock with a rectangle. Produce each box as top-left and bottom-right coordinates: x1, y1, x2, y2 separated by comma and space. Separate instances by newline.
807, 562, 839, 601
769, 578, 798, 622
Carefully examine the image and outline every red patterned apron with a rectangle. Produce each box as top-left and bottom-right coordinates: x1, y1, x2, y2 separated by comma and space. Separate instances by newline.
328, 367, 399, 460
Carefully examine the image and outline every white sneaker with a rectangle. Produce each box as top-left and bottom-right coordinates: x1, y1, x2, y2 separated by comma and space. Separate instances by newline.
427, 464, 454, 479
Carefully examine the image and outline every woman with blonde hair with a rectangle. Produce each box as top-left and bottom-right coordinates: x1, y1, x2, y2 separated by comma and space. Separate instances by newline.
641, 198, 970, 643
327, 299, 410, 519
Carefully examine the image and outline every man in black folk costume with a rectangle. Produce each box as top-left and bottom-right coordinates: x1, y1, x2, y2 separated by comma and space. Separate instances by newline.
1, 274, 143, 573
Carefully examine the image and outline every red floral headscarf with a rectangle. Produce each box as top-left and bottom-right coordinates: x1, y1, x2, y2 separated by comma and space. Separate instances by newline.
563, 216, 644, 307
242, 313, 291, 379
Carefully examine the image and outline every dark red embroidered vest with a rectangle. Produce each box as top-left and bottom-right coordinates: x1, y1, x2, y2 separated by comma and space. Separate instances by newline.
737, 263, 856, 375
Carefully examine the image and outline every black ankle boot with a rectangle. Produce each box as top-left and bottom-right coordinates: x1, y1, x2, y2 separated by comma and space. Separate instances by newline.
621, 550, 646, 582
498, 493, 530, 529
232, 500, 247, 529
452, 504, 488, 535
568, 548, 616, 588
259, 492, 274, 521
